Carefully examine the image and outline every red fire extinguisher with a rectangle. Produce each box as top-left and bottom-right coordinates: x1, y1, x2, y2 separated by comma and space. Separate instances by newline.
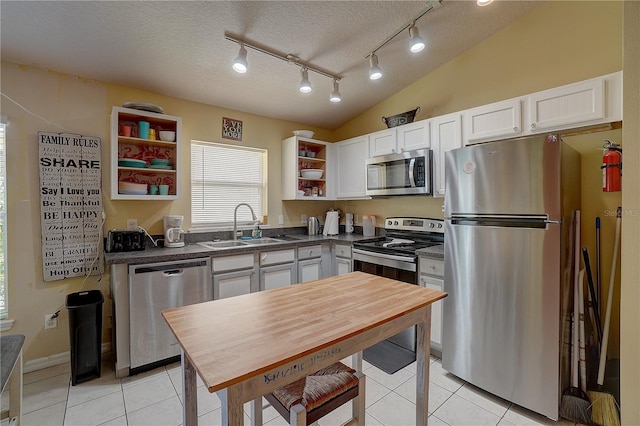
601, 139, 622, 192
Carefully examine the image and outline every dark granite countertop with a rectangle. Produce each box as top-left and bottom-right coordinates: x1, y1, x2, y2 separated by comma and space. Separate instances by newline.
105, 233, 375, 265
416, 244, 444, 260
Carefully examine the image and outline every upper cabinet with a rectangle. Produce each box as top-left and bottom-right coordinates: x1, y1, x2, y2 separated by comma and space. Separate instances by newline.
282, 136, 334, 200
368, 128, 397, 157
431, 112, 462, 198
336, 135, 369, 199
527, 77, 605, 133
463, 99, 522, 145
110, 106, 181, 200
397, 119, 430, 152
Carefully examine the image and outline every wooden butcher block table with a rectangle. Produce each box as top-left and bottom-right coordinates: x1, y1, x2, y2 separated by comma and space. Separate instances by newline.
162, 271, 447, 426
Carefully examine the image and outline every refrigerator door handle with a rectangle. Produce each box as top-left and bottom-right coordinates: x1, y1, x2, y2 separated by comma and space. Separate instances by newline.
449, 216, 550, 229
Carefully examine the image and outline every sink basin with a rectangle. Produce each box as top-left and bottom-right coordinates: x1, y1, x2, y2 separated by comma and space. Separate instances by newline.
197, 240, 247, 249
241, 237, 283, 245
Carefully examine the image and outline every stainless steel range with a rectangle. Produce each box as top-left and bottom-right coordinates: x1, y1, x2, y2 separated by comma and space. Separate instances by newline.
353, 217, 444, 374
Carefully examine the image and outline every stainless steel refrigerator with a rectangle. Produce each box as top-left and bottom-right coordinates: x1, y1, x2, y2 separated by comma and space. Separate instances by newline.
442, 134, 580, 420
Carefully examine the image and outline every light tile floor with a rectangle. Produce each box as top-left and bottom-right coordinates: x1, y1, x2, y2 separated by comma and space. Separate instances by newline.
2, 353, 581, 426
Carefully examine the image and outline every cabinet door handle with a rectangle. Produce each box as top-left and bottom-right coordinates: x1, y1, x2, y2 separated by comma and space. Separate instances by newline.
531, 123, 537, 129
513, 126, 519, 132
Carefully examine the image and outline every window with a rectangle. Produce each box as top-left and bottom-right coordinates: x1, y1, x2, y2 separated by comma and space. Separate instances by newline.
0, 119, 7, 319
191, 141, 267, 228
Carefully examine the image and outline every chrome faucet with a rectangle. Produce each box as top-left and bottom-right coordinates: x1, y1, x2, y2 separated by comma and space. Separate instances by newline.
233, 203, 257, 240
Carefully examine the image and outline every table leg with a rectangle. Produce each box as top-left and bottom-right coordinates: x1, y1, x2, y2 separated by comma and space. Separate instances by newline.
8, 349, 22, 425
250, 397, 263, 426
218, 386, 244, 426
181, 349, 198, 426
416, 305, 432, 426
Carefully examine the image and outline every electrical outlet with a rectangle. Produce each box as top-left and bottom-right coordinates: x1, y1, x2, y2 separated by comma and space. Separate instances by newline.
301, 214, 308, 225
278, 215, 284, 225
45, 314, 58, 329
354, 214, 359, 224
127, 218, 138, 230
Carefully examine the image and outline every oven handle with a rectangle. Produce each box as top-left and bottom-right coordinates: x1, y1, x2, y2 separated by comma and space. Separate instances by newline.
408, 158, 416, 187
352, 248, 417, 272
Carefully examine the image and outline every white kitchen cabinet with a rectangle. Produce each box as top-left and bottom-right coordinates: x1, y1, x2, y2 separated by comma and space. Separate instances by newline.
397, 119, 430, 152
282, 136, 334, 200
336, 135, 370, 199
431, 112, 462, 197
464, 99, 522, 145
212, 253, 257, 299
418, 255, 444, 355
214, 269, 255, 299
110, 106, 181, 200
297, 245, 323, 283
368, 128, 397, 157
332, 243, 352, 276
259, 249, 296, 290
527, 77, 604, 133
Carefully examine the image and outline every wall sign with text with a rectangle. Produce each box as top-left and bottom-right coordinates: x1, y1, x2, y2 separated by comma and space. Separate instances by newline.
38, 132, 104, 281
222, 117, 243, 141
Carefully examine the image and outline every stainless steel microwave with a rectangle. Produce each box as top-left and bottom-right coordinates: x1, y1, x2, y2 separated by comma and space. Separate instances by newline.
365, 149, 432, 196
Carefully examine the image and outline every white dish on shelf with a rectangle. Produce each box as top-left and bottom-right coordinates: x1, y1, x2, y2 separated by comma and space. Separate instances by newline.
122, 102, 164, 114
118, 189, 147, 195
300, 169, 323, 179
158, 131, 175, 141
293, 130, 314, 138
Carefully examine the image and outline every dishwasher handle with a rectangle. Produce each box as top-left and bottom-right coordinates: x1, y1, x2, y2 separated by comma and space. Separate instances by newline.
131, 259, 209, 274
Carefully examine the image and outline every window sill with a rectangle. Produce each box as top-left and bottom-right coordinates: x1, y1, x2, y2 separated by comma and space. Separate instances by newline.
1, 318, 15, 332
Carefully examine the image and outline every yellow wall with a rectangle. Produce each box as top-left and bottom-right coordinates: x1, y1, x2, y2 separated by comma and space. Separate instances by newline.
2, 2, 635, 417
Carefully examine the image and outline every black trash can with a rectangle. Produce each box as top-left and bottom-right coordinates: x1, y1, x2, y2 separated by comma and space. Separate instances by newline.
66, 290, 104, 385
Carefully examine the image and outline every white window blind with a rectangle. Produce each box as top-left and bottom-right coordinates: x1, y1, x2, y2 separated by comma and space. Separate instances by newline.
0, 121, 7, 319
191, 141, 266, 227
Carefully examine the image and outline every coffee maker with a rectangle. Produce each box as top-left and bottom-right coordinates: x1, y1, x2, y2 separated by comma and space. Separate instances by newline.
164, 215, 185, 248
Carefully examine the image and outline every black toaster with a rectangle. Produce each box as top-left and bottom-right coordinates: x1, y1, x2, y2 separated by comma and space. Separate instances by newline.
105, 229, 146, 253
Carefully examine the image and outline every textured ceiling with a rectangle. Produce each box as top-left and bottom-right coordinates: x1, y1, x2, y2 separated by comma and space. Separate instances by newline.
1, 1, 542, 129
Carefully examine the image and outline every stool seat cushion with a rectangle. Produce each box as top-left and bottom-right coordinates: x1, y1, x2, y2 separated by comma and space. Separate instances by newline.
271, 362, 359, 412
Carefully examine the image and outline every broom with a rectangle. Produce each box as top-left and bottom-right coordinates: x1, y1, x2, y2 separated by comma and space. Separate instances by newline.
588, 207, 621, 426
560, 211, 592, 423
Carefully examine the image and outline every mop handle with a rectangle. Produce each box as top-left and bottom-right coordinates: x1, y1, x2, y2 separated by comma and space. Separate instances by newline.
597, 207, 621, 385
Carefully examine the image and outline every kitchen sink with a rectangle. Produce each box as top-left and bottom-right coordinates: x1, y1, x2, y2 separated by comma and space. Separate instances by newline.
241, 237, 283, 245
197, 240, 247, 249
197, 237, 284, 250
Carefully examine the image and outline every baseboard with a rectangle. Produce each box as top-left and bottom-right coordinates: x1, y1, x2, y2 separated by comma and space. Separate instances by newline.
23, 342, 112, 374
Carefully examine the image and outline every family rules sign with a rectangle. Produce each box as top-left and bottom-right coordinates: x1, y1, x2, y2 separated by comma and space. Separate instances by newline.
39, 132, 104, 281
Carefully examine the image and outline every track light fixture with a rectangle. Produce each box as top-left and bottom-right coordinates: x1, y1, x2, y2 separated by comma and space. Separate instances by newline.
409, 22, 426, 53
365, 0, 441, 80
299, 68, 312, 93
232, 43, 248, 74
477, 0, 494, 6
329, 79, 342, 103
369, 53, 383, 80
225, 33, 342, 102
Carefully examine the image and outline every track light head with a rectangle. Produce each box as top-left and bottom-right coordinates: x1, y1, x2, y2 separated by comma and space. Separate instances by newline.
369, 53, 383, 80
232, 43, 248, 73
329, 79, 342, 103
299, 68, 312, 93
477, 0, 494, 6
409, 24, 426, 53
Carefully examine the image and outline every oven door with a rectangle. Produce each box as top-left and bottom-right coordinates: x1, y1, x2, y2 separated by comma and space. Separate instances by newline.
353, 248, 417, 373
365, 149, 432, 197
352, 248, 416, 283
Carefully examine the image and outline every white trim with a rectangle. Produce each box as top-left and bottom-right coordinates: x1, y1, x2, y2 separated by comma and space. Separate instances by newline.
23, 342, 111, 373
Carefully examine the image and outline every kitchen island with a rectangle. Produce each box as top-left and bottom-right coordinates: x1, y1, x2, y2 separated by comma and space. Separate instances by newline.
162, 271, 447, 426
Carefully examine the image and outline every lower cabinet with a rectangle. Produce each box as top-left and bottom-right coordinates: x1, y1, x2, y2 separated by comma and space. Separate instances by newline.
259, 249, 296, 290
212, 253, 257, 299
332, 243, 352, 275
418, 256, 444, 356
297, 245, 323, 283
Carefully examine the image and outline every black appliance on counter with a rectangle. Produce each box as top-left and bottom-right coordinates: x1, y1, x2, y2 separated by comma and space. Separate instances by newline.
352, 217, 444, 374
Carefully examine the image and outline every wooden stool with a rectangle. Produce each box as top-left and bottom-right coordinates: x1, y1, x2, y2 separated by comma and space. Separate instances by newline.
264, 362, 366, 426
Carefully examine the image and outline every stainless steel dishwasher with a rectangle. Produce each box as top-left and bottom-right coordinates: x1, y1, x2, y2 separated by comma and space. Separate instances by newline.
129, 258, 211, 370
